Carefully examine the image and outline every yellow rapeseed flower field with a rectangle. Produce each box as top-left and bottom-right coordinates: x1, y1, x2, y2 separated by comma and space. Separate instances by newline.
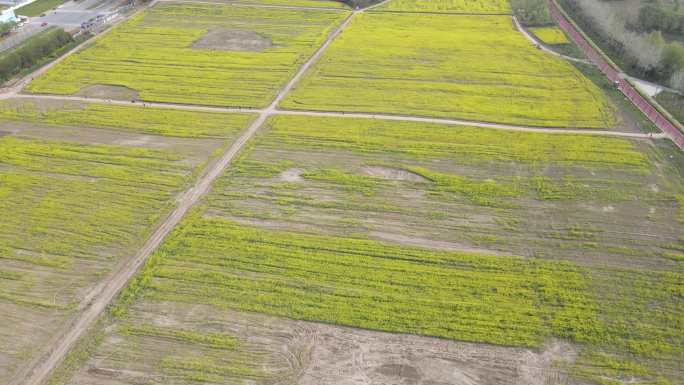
26, 3, 348, 107
530, 26, 570, 45
238, 0, 347, 7
283, 13, 616, 128
374, 0, 511, 14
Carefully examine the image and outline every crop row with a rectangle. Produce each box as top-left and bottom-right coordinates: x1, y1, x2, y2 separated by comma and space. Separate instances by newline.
0, 99, 254, 138
373, 0, 511, 14
260, 115, 644, 166
118, 213, 598, 348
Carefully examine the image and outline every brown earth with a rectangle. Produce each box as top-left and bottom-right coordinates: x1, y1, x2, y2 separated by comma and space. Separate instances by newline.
75, 84, 139, 101
192, 29, 273, 51
67, 300, 581, 385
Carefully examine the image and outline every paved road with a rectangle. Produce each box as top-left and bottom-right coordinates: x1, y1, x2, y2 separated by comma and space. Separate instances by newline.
15, 8, 356, 385
26, 0, 119, 28
0, 0, 119, 54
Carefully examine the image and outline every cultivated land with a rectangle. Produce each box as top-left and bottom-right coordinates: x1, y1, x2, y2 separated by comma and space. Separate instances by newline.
0, 97, 254, 384
25, 2, 348, 107
529, 26, 570, 45
4, 0, 683, 385
226, 0, 347, 7
283, 13, 617, 129
374, 0, 511, 13
51, 115, 684, 385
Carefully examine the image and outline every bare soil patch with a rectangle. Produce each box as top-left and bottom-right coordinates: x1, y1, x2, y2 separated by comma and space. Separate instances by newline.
362, 165, 428, 182
75, 84, 139, 101
192, 29, 273, 52
2, 120, 223, 168
279, 167, 304, 182
370, 231, 509, 255
68, 301, 581, 385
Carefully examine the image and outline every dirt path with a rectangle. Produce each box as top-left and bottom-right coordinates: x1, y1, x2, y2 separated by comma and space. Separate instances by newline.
13, 94, 663, 139
14, 93, 260, 113
277, 109, 665, 138
15, 9, 357, 385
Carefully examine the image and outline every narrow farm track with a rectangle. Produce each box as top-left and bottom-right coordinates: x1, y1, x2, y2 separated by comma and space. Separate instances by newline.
276, 110, 666, 138
14, 9, 357, 385
14, 93, 261, 114
13, 93, 665, 139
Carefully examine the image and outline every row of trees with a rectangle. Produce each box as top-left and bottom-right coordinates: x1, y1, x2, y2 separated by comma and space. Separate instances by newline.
0, 21, 17, 36
566, 0, 684, 92
638, 4, 684, 34
0, 27, 73, 83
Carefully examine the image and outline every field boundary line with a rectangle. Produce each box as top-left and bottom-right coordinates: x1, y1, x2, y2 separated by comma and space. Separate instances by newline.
14, 8, 357, 385
13, 93, 261, 114
275, 109, 666, 139
11, 93, 661, 139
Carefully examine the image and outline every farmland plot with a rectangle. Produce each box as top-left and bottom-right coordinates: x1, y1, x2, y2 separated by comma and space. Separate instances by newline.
209, 115, 677, 270
49, 116, 683, 385
282, 13, 617, 129
213, 0, 347, 7
0, 99, 253, 384
530, 26, 570, 45
373, 0, 511, 14
25, 2, 348, 107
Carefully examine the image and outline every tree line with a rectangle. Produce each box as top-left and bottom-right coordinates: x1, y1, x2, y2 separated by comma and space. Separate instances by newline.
564, 0, 684, 92
638, 4, 684, 34
0, 27, 73, 83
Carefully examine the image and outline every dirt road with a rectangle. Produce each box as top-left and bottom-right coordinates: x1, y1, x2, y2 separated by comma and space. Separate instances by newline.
15, 8, 356, 385
14, 93, 664, 139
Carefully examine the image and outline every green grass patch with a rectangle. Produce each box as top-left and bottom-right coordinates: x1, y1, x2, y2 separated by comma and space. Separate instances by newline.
15, 0, 67, 16
656, 91, 684, 126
